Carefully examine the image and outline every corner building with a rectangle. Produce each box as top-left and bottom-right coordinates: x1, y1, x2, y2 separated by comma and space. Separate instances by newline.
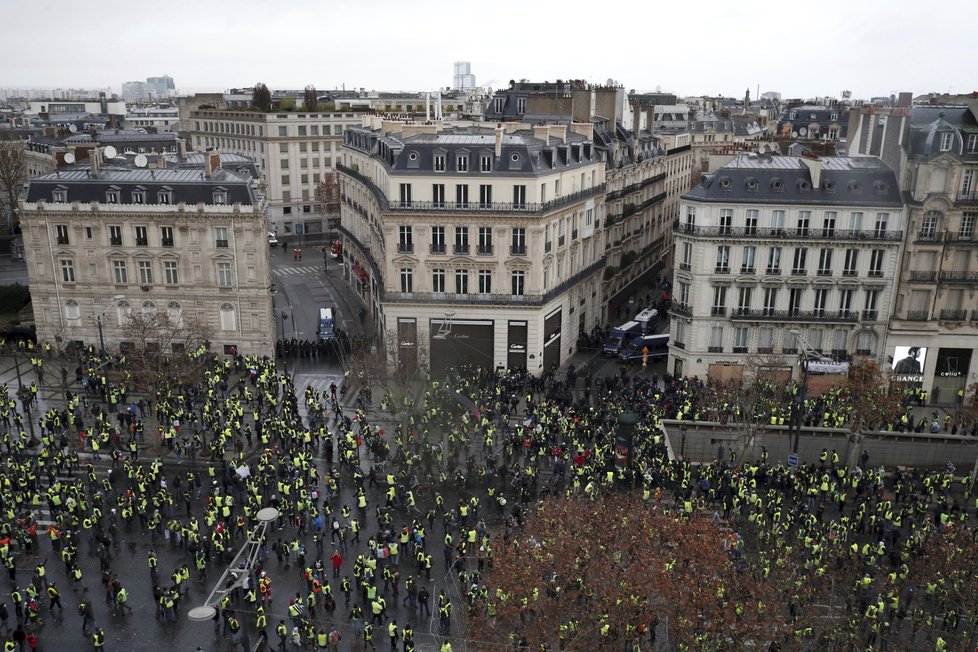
669, 153, 904, 381
338, 117, 606, 376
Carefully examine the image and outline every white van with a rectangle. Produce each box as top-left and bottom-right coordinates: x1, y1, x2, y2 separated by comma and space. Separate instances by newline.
317, 308, 336, 340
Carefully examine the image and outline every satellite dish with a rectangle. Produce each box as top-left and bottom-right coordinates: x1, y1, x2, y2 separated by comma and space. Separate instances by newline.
63, 152, 75, 164
68, 124, 78, 133
791, 131, 798, 138
103, 145, 118, 159
134, 154, 148, 168
798, 127, 808, 136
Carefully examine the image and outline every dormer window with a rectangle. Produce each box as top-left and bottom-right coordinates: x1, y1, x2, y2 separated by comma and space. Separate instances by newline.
131, 189, 146, 204
106, 188, 120, 204
798, 180, 811, 192
456, 154, 468, 172
830, 113, 838, 121
480, 154, 492, 172
939, 132, 953, 152
158, 187, 172, 204
789, 112, 797, 120
875, 182, 890, 195
718, 177, 732, 190
771, 178, 784, 192
745, 177, 759, 191
52, 187, 67, 202
849, 181, 862, 193
434, 155, 445, 172
213, 188, 228, 204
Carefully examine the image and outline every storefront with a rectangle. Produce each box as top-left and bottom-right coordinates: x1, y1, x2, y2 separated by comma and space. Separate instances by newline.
542, 308, 562, 371
397, 318, 418, 375
931, 348, 971, 406
429, 318, 494, 377
507, 321, 528, 371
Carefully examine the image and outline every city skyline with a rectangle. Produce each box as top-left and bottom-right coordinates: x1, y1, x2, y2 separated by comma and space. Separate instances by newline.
2, 0, 974, 101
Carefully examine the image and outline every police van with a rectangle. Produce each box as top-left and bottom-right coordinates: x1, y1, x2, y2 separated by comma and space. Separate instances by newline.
317, 308, 336, 341
618, 333, 669, 363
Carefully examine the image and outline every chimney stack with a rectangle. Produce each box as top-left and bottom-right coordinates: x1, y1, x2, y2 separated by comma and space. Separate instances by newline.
494, 123, 503, 158
90, 147, 102, 177
204, 148, 221, 177
177, 137, 187, 159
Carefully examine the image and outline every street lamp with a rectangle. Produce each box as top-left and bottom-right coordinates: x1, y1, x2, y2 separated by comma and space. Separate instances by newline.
680, 423, 688, 460
93, 295, 126, 355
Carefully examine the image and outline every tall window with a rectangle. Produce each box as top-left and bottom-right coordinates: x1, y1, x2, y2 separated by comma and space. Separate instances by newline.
138, 260, 153, 285
839, 289, 854, 316
712, 286, 727, 315
796, 210, 811, 236
763, 288, 778, 316
431, 226, 445, 254
962, 212, 977, 238
685, 206, 696, 227
939, 132, 953, 152
399, 268, 413, 293
112, 260, 128, 284
432, 184, 445, 207
734, 327, 748, 353
681, 242, 693, 270
758, 327, 774, 352
109, 225, 122, 246
398, 225, 413, 253
744, 209, 758, 235
217, 262, 233, 286
455, 184, 469, 207
399, 183, 412, 205
822, 211, 837, 237
56, 224, 70, 245
788, 288, 802, 316
219, 303, 236, 331
873, 212, 889, 238
511, 228, 526, 254
215, 226, 229, 248
849, 211, 863, 231
710, 327, 723, 352
961, 170, 976, 195
511, 270, 525, 296
920, 211, 940, 239
432, 269, 446, 293
678, 282, 690, 307
161, 226, 174, 247
480, 155, 492, 172
479, 184, 492, 207
715, 245, 730, 273
843, 249, 859, 276
478, 227, 493, 254
60, 259, 75, 283
869, 250, 885, 276
478, 269, 491, 294
65, 299, 81, 326
456, 155, 468, 172
813, 288, 828, 316
718, 209, 732, 235
771, 209, 785, 233
455, 269, 469, 294
766, 247, 782, 274
741, 246, 755, 273
454, 227, 469, 254
164, 260, 178, 284
434, 155, 445, 172
817, 248, 832, 276
791, 247, 807, 275
737, 287, 752, 315
167, 301, 183, 327
513, 185, 526, 206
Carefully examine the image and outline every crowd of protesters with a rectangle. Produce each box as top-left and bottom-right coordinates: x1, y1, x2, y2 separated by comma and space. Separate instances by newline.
0, 335, 977, 650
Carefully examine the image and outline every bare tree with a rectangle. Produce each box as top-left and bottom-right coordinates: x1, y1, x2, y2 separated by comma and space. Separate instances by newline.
713, 353, 791, 464
120, 309, 214, 400
302, 85, 318, 112
252, 83, 272, 112
839, 359, 904, 466
315, 170, 341, 217
0, 136, 27, 233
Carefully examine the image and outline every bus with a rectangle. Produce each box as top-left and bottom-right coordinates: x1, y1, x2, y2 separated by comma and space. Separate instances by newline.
618, 333, 670, 363
317, 308, 336, 341
602, 320, 643, 355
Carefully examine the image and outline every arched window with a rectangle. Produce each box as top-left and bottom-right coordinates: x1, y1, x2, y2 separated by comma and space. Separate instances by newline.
167, 301, 183, 327
141, 300, 157, 315
219, 303, 236, 331
116, 300, 132, 326
65, 299, 81, 326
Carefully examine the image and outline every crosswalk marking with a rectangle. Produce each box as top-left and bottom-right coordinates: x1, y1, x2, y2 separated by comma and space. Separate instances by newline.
291, 374, 346, 419
273, 266, 320, 276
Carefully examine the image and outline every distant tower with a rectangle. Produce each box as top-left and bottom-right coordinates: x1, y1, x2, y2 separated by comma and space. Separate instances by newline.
744, 88, 750, 114
453, 62, 476, 90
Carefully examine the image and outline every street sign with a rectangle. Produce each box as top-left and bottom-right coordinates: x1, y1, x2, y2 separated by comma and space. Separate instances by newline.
788, 454, 799, 467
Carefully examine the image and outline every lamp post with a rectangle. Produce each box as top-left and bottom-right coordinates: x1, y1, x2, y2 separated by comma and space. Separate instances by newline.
93, 295, 126, 355
788, 329, 830, 456
680, 423, 688, 460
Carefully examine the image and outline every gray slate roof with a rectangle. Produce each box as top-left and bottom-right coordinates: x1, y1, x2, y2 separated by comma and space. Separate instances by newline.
684, 153, 902, 207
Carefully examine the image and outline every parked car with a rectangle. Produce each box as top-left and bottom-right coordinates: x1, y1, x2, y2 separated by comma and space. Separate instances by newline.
268, 232, 279, 247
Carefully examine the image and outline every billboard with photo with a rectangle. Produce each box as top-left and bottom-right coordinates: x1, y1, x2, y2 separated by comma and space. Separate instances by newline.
892, 346, 927, 382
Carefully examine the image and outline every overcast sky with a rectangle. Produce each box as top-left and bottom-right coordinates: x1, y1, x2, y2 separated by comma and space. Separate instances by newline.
3, 0, 974, 100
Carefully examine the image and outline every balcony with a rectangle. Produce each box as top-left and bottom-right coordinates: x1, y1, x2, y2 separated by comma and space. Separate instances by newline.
948, 231, 978, 242
397, 242, 414, 254
729, 309, 859, 323
673, 341, 686, 350
959, 191, 978, 203
842, 270, 858, 277
971, 310, 978, 322
56, 236, 70, 245
915, 230, 940, 243
215, 239, 229, 248
135, 238, 148, 247
765, 267, 781, 275
733, 346, 748, 354
867, 270, 884, 278
816, 269, 832, 277
510, 245, 526, 256
905, 310, 929, 321
430, 243, 446, 254
453, 244, 469, 255
757, 347, 774, 354
670, 303, 693, 317
161, 238, 174, 247
940, 271, 978, 283
477, 245, 493, 255
711, 307, 727, 316
940, 309, 967, 321
714, 266, 730, 274
708, 346, 723, 353
680, 262, 691, 271
673, 219, 904, 242
862, 310, 879, 321
109, 237, 122, 246
791, 268, 807, 276
740, 266, 756, 275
